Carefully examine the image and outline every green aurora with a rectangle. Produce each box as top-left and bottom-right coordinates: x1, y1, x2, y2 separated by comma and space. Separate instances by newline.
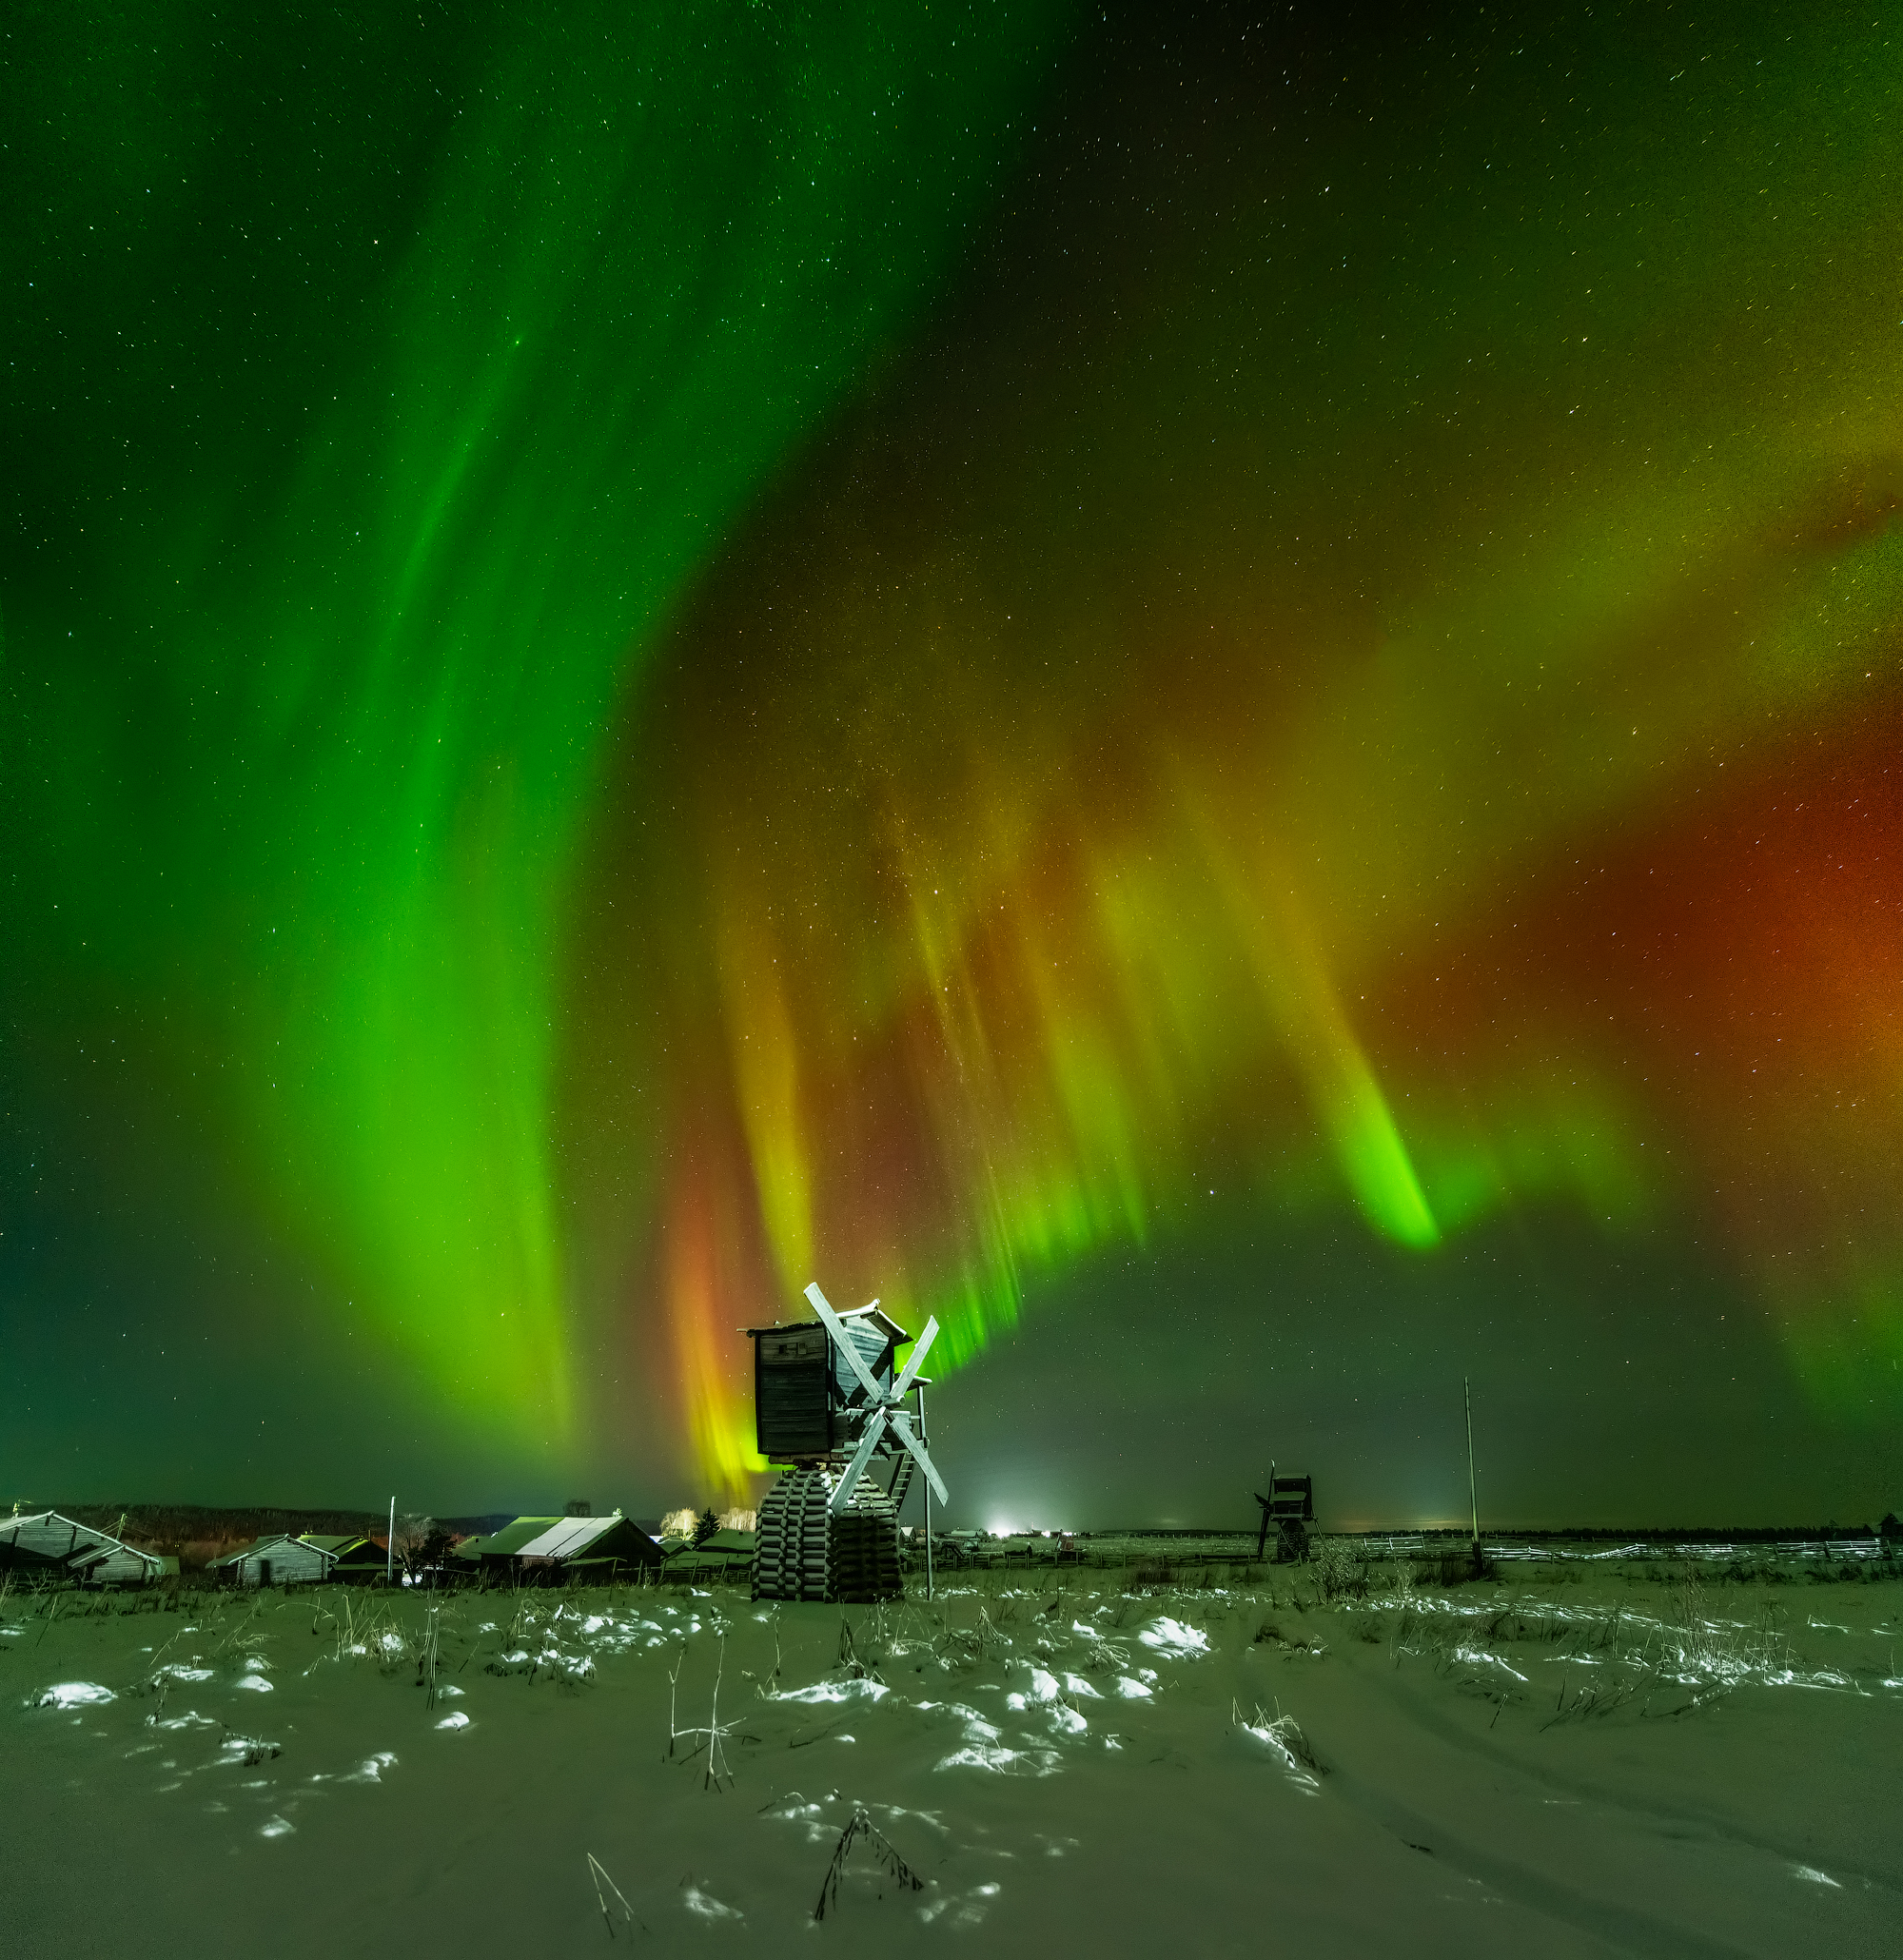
6, 1, 1903, 1522
8, 0, 1066, 1459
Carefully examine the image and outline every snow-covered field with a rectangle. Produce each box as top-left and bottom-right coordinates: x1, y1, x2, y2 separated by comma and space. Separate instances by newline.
3, 1560, 1897, 1956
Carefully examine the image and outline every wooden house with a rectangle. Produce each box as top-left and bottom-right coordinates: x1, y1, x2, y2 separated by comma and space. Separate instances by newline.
210, 1533, 339, 1587
511, 1511, 662, 1583
0, 1510, 114, 1576
71, 1539, 172, 1585
0, 1511, 167, 1586
299, 1534, 385, 1582
742, 1304, 911, 1463
468, 1516, 563, 1576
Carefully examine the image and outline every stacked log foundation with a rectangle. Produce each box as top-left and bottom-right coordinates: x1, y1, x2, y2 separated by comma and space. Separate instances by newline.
752, 1468, 901, 1603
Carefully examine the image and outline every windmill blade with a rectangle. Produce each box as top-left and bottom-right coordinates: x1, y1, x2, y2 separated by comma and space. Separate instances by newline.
886, 1408, 949, 1505
891, 1315, 940, 1400
830, 1408, 890, 1513
803, 1282, 884, 1404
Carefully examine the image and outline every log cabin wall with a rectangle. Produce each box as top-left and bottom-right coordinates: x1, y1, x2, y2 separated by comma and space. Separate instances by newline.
755, 1323, 833, 1460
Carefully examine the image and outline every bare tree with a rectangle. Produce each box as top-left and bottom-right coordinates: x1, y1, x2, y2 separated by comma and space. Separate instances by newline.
393, 1512, 449, 1578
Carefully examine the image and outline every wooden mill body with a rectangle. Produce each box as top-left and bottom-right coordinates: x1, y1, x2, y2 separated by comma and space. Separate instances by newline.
745, 1304, 911, 1465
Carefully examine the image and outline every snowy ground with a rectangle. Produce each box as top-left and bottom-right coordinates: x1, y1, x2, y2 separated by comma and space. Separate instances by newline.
2, 1559, 1898, 1956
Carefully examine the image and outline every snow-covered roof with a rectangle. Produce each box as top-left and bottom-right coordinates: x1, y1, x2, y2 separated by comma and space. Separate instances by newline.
741, 1303, 913, 1346
207, 1533, 337, 1569
0, 1511, 105, 1559
472, 1516, 563, 1558
69, 1539, 165, 1574
0, 1511, 162, 1574
516, 1512, 625, 1559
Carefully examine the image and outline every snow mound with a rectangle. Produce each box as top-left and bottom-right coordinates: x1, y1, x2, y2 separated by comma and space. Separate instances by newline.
682, 1884, 741, 1922
928, 1702, 1001, 1744
1234, 1711, 1324, 1793
1138, 1617, 1208, 1659
920, 1880, 1001, 1928
775, 1676, 889, 1705
936, 1742, 1063, 1776
31, 1681, 114, 1709
1005, 1664, 1062, 1709
936, 1743, 1024, 1773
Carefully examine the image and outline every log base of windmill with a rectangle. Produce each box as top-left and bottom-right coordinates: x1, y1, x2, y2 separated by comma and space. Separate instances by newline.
752, 1467, 902, 1604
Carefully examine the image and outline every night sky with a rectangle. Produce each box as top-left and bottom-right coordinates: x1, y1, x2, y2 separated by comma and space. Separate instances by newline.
5, 2, 1900, 1529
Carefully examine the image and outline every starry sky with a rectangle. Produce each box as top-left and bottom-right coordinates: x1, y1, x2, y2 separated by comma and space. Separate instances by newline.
5, 1, 1900, 1529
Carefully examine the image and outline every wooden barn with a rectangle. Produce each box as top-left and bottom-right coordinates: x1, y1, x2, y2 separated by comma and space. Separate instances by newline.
514, 1512, 662, 1583
0, 1511, 167, 1586
465, 1515, 563, 1575
469, 1512, 661, 1583
72, 1539, 173, 1585
210, 1533, 344, 1588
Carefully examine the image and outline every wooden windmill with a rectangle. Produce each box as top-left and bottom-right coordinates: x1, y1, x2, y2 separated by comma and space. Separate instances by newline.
1252, 1468, 1314, 1563
743, 1283, 948, 1603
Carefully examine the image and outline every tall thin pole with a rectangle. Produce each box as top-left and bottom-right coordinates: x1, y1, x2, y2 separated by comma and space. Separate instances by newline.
386, 1495, 396, 1585
918, 1382, 933, 1602
1463, 1379, 1480, 1549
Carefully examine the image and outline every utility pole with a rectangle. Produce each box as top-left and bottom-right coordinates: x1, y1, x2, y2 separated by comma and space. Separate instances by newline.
386, 1494, 396, 1586
917, 1382, 933, 1602
1464, 1378, 1481, 1575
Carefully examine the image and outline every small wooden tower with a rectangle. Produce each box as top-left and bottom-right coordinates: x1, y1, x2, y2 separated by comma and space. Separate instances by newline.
743, 1284, 947, 1604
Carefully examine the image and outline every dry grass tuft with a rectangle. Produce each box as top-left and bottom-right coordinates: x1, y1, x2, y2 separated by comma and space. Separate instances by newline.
814, 1804, 924, 1921
585, 1852, 637, 1938
1313, 1538, 1373, 1603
